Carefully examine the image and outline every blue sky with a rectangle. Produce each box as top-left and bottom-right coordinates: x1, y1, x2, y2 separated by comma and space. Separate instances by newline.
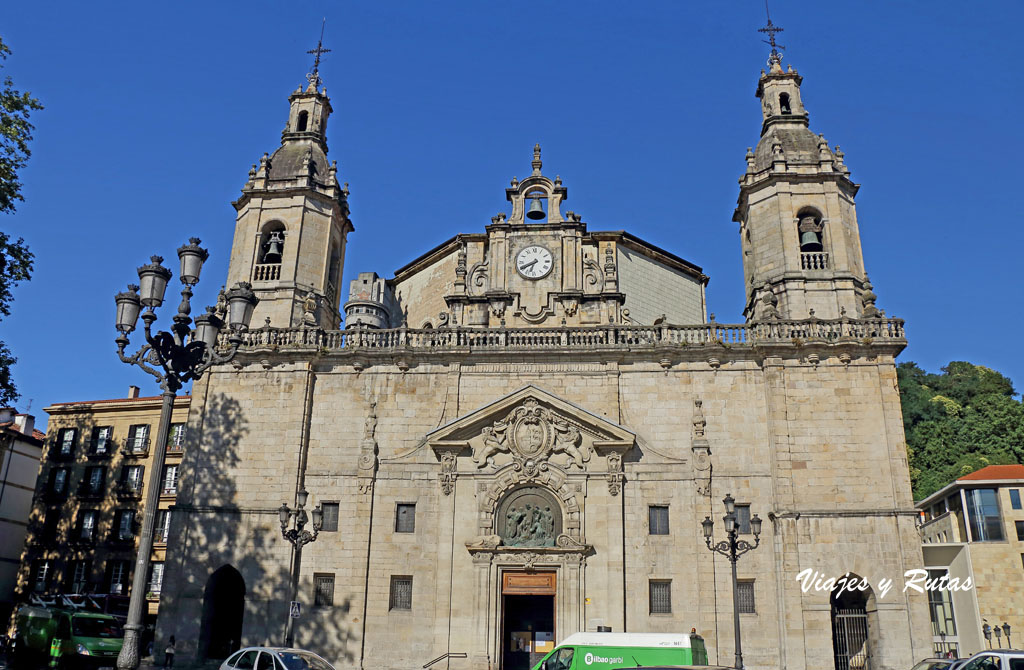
3, 1, 1023, 425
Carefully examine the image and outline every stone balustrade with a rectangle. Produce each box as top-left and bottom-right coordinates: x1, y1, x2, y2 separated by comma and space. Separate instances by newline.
801, 251, 830, 270
228, 317, 906, 356
252, 263, 281, 282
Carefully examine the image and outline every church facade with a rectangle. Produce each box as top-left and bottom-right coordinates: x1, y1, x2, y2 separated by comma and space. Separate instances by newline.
157, 50, 932, 670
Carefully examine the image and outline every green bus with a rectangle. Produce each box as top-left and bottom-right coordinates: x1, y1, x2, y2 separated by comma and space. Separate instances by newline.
532, 632, 709, 670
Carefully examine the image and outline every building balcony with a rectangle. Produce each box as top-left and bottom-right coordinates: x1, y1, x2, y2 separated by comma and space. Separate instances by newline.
800, 251, 830, 270
115, 485, 143, 500
77, 486, 106, 500
42, 488, 70, 503
253, 263, 281, 282
123, 439, 150, 458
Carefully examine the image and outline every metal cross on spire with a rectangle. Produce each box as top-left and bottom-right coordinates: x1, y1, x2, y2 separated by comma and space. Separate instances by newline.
757, 1, 785, 69
306, 18, 331, 89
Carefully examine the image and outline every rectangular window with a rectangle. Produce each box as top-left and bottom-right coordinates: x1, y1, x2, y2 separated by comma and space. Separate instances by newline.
84, 466, 105, 495
91, 426, 113, 454
737, 580, 756, 614
108, 559, 130, 594
122, 464, 145, 492
320, 503, 339, 532
965, 488, 1004, 541
32, 559, 52, 593
314, 573, 335, 607
1011, 489, 1022, 510
167, 423, 186, 451
155, 510, 172, 543
50, 467, 69, 494
389, 576, 413, 611
42, 511, 60, 541
1016, 521, 1024, 542
57, 428, 77, 456
395, 504, 416, 533
736, 504, 752, 534
162, 464, 179, 494
148, 562, 164, 594
79, 510, 97, 541
927, 569, 957, 636
69, 559, 91, 593
649, 505, 670, 535
116, 510, 135, 540
127, 424, 150, 453
649, 580, 671, 614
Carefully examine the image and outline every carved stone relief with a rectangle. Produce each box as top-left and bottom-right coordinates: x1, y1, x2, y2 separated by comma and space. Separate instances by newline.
471, 398, 590, 472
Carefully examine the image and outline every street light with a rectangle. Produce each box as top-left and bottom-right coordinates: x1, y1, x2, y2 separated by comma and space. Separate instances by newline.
113, 239, 257, 670
983, 622, 992, 649
1003, 623, 1012, 647
702, 494, 762, 670
279, 489, 324, 647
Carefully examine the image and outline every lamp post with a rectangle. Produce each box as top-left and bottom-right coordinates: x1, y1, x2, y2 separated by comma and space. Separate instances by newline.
279, 489, 324, 647
983, 622, 992, 649
113, 239, 258, 670
702, 494, 762, 670
1003, 623, 1012, 647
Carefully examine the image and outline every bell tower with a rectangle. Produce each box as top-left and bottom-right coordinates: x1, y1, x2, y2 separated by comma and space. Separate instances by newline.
733, 26, 878, 322
225, 45, 353, 329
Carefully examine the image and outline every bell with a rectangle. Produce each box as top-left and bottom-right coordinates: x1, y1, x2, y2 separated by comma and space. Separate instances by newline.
800, 231, 822, 252
264, 231, 284, 263
526, 197, 546, 220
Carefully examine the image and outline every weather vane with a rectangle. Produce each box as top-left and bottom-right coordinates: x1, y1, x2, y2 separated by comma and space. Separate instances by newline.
757, 1, 785, 69
306, 18, 331, 89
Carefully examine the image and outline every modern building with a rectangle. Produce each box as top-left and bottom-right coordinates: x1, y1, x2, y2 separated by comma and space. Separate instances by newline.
12, 387, 190, 630
155, 38, 933, 670
0, 409, 45, 623
918, 464, 1024, 656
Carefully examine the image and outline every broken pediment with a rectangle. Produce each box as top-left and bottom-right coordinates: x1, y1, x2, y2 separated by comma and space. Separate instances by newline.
426, 385, 635, 476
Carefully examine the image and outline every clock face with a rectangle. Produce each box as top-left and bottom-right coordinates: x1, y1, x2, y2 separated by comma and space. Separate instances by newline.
515, 245, 554, 279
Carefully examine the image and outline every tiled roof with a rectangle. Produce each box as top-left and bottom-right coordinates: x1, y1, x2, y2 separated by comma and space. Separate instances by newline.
958, 464, 1024, 481
0, 421, 46, 442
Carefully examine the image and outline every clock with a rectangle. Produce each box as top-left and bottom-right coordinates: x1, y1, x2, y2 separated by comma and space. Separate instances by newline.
515, 245, 554, 279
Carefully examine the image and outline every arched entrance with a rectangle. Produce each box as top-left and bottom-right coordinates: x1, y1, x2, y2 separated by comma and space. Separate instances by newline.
199, 565, 245, 660
830, 574, 878, 670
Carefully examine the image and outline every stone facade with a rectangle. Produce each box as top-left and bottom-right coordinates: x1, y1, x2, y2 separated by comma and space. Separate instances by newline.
12, 388, 190, 624
155, 52, 932, 670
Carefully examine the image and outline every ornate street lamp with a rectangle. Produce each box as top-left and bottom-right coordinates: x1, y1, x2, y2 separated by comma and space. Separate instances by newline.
983, 622, 992, 649
1003, 623, 1012, 647
279, 489, 324, 647
703, 494, 762, 670
114, 239, 257, 670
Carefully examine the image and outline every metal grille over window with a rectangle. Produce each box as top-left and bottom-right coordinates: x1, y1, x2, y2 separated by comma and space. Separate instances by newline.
649, 505, 669, 535
649, 580, 671, 614
736, 504, 751, 534
315, 573, 335, 606
395, 504, 416, 533
320, 503, 339, 532
737, 581, 756, 613
389, 576, 413, 610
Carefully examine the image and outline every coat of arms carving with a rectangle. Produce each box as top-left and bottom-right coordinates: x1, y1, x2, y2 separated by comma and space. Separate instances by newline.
472, 399, 589, 470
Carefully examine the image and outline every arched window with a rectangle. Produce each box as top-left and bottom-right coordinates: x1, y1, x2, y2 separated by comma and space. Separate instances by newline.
779, 92, 792, 114
258, 222, 285, 265
830, 574, 878, 670
296, 110, 309, 132
797, 209, 824, 253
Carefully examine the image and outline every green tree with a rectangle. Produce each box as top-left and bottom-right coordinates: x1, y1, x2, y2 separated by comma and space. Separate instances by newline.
0, 37, 42, 404
899, 361, 1024, 500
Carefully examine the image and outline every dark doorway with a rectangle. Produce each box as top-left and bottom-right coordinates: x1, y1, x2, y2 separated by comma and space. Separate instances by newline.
502, 594, 555, 670
199, 565, 245, 659
831, 574, 876, 670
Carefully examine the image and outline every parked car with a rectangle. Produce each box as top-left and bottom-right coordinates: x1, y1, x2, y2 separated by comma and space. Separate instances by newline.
219, 646, 335, 670
912, 659, 955, 670
954, 650, 1024, 670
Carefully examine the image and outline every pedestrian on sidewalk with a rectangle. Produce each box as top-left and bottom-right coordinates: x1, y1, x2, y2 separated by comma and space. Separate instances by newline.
163, 635, 176, 668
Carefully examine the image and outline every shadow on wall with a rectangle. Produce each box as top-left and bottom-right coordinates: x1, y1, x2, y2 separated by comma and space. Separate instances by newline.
157, 392, 358, 666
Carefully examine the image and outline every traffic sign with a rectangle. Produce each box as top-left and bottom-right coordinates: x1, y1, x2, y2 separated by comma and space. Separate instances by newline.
289, 601, 301, 618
